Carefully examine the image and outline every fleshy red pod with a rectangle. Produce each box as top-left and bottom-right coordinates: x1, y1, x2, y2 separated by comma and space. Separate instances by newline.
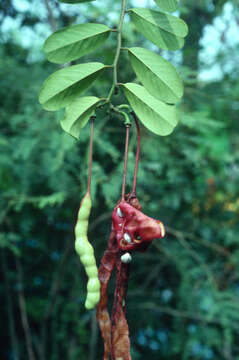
112, 201, 165, 251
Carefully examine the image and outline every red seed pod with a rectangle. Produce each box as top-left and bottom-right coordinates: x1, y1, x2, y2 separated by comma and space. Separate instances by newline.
97, 229, 118, 360
97, 196, 166, 360
112, 201, 165, 251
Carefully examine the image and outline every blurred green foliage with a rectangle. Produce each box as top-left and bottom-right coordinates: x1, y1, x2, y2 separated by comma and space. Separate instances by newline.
1, 0, 239, 359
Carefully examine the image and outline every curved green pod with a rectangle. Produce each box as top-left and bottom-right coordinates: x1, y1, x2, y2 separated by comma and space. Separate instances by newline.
75, 192, 100, 310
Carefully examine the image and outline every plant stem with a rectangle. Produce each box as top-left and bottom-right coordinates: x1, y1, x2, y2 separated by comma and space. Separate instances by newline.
89, 310, 99, 360
40, 238, 73, 360
121, 124, 131, 201
107, 0, 127, 101
1, 250, 20, 360
131, 112, 140, 196
16, 257, 36, 360
111, 105, 131, 125
87, 117, 95, 194
117, 104, 131, 111
44, 0, 57, 31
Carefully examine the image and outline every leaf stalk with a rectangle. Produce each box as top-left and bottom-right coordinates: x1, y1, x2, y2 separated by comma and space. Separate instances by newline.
107, 0, 127, 101
87, 116, 95, 194
121, 124, 131, 201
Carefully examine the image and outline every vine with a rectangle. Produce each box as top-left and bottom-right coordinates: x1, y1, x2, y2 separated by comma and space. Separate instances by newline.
38, 0, 188, 358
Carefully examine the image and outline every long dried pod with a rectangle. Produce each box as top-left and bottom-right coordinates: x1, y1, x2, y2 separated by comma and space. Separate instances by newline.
97, 229, 118, 360
111, 256, 131, 360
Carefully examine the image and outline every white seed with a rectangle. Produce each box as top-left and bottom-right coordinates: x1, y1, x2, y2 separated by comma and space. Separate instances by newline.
124, 232, 132, 243
159, 222, 165, 237
121, 253, 132, 264
117, 207, 123, 217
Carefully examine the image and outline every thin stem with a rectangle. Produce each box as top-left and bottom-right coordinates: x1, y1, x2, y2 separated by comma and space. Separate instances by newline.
87, 117, 95, 194
121, 125, 131, 201
44, 0, 57, 31
117, 104, 131, 111
40, 237, 72, 360
111, 105, 131, 125
16, 258, 36, 360
1, 250, 20, 360
107, 0, 127, 101
89, 310, 99, 360
131, 112, 140, 196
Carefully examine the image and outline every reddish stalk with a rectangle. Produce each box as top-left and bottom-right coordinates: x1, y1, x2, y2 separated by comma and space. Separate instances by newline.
131, 112, 140, 197
111, 258, 131, 360
87, 116, 95, 194
121, 124, 131, 201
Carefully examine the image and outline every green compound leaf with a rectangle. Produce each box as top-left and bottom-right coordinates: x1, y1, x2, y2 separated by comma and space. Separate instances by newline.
128, 47, 183, 104
39, 63, 105, 111
154, 0, 179, 12
122, 83, 178, 136
59, 0, 95, 4
61, 96, 100, 138
44, 23, 111, 64
129, 8, 188, 50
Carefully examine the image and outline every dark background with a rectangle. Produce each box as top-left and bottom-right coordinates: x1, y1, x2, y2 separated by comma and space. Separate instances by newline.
1, 0, 239, 359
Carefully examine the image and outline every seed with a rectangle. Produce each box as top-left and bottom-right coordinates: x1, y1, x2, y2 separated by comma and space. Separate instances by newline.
124, 233, 132, 243
159, 222, 165, 237
117, 207, 123, 217
121, 253, 132, 263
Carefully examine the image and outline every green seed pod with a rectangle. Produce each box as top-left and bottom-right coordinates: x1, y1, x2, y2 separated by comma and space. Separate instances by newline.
81, 253, 96, 267
75, 192, 100, 310
85, 291, 100, 310
87, 278, 101, 292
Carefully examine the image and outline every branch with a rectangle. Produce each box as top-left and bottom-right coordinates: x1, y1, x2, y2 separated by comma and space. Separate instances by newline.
133, 302, 225, 327
44, 239, 74, 320
87, 117, 94, 194
166, 226, 230, 257
155, 226, 219, 288
1, 250, 20, 360
89, 309, 99, 360
107, 0, 127, 101
15, 257, 36, 360
89, 211, 112, 233
41, 240, 74, 359
44, 0, 57, 32
176, 234, 217, 289
40, 238, 74, 359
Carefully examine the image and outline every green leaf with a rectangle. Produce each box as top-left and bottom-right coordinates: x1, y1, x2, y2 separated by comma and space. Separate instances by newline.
44, 23, 111, 64
130, 8, 188, 37
154, 0, 179, 12
129, 8, 188, 50
128, 47, 183, 104
61, 96, 100, 138
122, 83, 178, 136
39, 63, 105, 111
59, 0, 95, 3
